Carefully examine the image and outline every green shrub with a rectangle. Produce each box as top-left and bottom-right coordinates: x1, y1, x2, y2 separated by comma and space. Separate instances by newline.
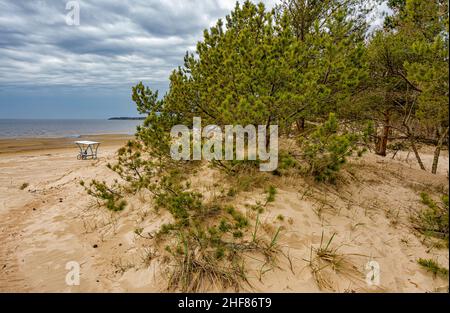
413, 192, 449, 242
266, 185, 277, 203
300, 113, 368, 183
417, 258, 449, 278
81, 179, 126, 212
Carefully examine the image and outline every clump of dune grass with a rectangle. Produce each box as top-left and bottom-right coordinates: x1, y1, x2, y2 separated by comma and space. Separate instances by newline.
159, 195, 282, 292
314, 233, 349, 272
417, 258, 449, 278
19, 182, 29, 190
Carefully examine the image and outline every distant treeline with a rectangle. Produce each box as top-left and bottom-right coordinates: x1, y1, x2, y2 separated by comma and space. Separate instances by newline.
108, 117, 145, 120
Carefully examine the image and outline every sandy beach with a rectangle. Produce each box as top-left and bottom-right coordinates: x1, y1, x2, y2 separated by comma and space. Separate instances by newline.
0, 136, 448, 292
0, 134, 135, 292
0, 134, 133, 156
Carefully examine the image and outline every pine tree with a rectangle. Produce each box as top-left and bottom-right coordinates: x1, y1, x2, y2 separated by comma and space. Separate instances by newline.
364, 0, 448, 171
163, 1, 295, 131
403, 0, 449, 173
277, 0, 369, 130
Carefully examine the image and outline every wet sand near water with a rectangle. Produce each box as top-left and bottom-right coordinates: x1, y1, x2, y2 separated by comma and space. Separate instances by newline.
0, 134, 133, 156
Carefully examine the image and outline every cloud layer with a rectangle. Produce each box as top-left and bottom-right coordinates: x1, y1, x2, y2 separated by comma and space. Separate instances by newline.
0, 0, 387, 118
0, 0, 278, 88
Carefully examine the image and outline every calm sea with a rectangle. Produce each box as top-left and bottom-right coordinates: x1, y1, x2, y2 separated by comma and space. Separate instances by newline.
0, 119, 143, 138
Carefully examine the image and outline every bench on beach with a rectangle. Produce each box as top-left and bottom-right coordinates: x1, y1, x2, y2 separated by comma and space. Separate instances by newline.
75, 140, 100, 160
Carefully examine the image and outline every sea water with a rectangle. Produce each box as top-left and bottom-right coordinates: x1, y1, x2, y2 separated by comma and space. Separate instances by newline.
0, 119, 142, 138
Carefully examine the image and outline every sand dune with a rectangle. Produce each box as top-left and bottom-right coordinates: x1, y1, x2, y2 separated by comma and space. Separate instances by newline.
0, 137, 448, 292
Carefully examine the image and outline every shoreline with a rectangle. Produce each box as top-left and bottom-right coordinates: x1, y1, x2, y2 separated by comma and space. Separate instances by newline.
0, 133, 134, 155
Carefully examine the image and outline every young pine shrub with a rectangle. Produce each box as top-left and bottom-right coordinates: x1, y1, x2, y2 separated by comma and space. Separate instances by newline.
265, 185, 277, 203
412, 192, 449, 244
80, 179, 126, 212
273, 151, 300, 176
300, 113, 368, 183
153, 172, 280, 292
417, 258, 449, 278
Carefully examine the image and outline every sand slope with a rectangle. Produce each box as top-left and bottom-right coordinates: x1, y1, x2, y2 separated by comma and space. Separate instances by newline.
0, 139, 448, 292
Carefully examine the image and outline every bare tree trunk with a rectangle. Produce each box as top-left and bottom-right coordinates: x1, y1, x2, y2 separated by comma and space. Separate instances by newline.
403, 123, 425, 170
431, 126, 449, 174
376, 110, 390, 156
410, 138, 426, 171
400, 97, 426, 171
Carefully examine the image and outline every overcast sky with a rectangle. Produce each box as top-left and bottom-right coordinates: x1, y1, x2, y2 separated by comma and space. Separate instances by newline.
0, 0, 387, 119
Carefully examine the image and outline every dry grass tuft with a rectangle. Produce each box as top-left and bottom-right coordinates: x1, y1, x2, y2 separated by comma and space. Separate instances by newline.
305, 232, 364, 291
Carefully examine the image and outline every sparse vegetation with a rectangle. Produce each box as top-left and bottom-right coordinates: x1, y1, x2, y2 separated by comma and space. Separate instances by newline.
412, 192, 449, 245
299, 114, 369, 183
156, 181, 281, 291
266, 186, 277, 203
305, 232, 363, 291
226, 188, 237, 198
85, 156, 281, 291
80, 180, 126, 212
417, 258, 449, 278
19, 182, 29, 190
314, 233, 341, 269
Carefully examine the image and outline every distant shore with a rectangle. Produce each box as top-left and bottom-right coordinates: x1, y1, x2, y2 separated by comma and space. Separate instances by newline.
0, 134, 133, 155
108, 117, 145, 120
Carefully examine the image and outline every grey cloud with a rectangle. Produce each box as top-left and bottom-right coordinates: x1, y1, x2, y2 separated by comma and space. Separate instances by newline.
0, 0, 276, 88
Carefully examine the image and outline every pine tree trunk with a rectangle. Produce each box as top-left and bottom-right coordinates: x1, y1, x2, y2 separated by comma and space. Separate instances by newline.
296, 117, 305, 133
265, 115, 272, 149
376, 111, 390, 157
410, 138, 426, 171
403, 120, 426, 171
431, 126, 449, 174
